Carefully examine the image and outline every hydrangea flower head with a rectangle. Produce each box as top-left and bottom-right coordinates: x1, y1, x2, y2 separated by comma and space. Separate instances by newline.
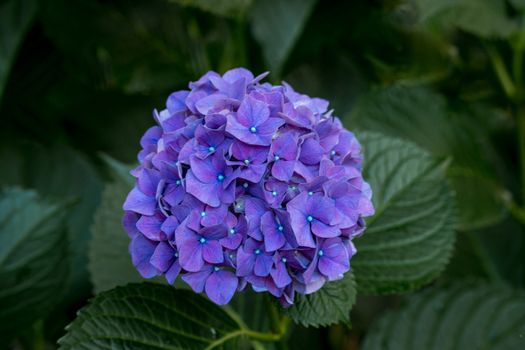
123, 68, 374, 306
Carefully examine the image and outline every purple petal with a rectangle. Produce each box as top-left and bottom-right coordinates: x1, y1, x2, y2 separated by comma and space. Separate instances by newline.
123, 211, 141, 238
272, 160, 295, 182
189, 156, 219, 183
271, 132, 298, 160
176, 224, 204, 272
165, 260, 182, 285
254, 253, 273, 277
160, 216, 179, 239
150, 241, 176, 271
261, 212, 285, 251
182, 267, 213, 293
202, 240, 224, 264
136, 213, 165, 241
166, 90, 189, 113
271, 260, 292, 288
236, 95, 270, 126
220, 232, 243, 250
236, 246, 255, 277
311, 220, 340, 238
299, 138, 324, 165
205, 269, 239, 305
201, 205, 228, 227
185, 171, 221, 207
288, 208, 315, 248
123, 187, 156, 215
256, 118, 285, 141
318, 238, 349, 278
137, 168, 160, 196
129, 235, 159, 278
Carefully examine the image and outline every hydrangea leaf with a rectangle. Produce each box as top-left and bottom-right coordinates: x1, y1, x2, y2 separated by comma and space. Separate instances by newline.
362, 284, 525, 349
0, 187, 70, 342
415, 0, 517, 38
350, 85, 505, 231
353, 132, 457, 294
249, 0, 317, 76
0, 0, 38, 102
285, 271, 356, 327
170, 0, 253, 17
58, 283, 247, 349
0, 145, 104, 301
88, 158, 143, 293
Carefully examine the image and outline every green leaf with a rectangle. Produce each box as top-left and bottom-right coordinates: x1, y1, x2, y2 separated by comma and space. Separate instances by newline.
0, 0, 38, 102
88, 159, 143, 293
350, 85, 505, 231
0, 145, 104, 300
58, 283, 246, 350
170, 0, 253, 17
249, 0, 317, 76
286, 271, 356, 327
362, 283, 525, 349
353, 132, 457, 294
0, 187, 70, 342
415, 0, 517, 38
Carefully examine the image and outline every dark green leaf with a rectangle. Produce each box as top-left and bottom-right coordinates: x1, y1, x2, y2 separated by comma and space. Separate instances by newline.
286, 271, 356, 327
0, 187, 70, 342
353, 132, 457, 294
170, 0, 253, 17
58, 283, 245, 350
0, 0, 38, 102
249, 0, 317, 76
415, 0, 517, 38
350, 85, 506, 230
0, 145, 103, 300
362, 283, 525, 349
88, 158, 143, 293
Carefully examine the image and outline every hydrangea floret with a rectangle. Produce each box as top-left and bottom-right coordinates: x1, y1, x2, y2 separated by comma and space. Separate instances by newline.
123, 68, 374, 306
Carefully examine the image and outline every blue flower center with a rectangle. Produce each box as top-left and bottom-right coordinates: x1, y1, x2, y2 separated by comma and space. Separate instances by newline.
200, 211, 206, 217
250, 126, 257, 133
281, 257, 287, 263
274, 155, 280, 161
277, 225, 284, 232
214, 266, 220, 272
254, 249, 261, 255
308, 191, 313, 196
208, 146, 216, 152
217, 174, 225, 182
243, 183, 249, 188
330, 150, 336, 156
175, 180, 181, 186
271, 190, 277, 197
174, 252, 179, 258
318, 249, 324, 257
306, 215, 314, 222
199, 237, 206, 244
244, 159, 250, 165
229, 228, 236, 235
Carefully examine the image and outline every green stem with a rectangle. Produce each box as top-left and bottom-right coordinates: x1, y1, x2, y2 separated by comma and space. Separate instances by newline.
517, 106, 525, 205
501, 190, 525, 225
466, 231, 503, 283
513, 14, 525, 87
487, 45, 516, 99
265, 296, 289, 350
19, 320, 45, 350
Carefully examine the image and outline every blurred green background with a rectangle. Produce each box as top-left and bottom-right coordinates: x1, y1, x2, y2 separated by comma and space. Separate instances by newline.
1, 0, 525, 349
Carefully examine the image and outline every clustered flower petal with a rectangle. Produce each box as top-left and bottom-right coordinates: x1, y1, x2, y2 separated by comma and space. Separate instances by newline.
123, 68, 374, 306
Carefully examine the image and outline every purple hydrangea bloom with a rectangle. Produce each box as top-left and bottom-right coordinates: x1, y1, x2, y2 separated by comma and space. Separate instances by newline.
123, 68, 374, 306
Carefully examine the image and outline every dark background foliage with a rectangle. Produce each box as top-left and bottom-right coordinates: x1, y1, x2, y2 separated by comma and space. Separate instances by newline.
1, 0, 525, 349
